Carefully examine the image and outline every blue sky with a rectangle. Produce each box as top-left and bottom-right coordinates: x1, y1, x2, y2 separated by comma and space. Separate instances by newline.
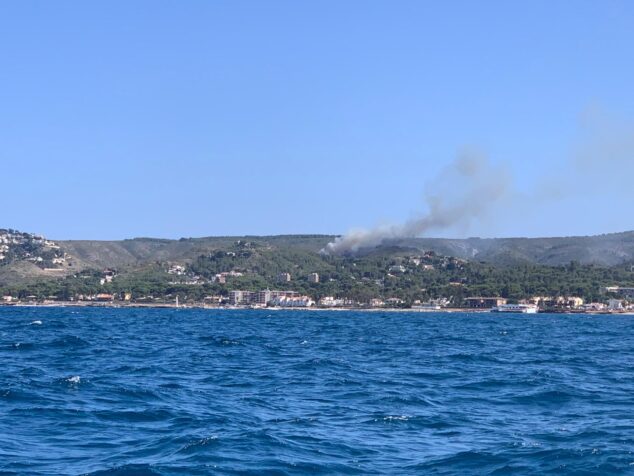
1, 1, 633, 240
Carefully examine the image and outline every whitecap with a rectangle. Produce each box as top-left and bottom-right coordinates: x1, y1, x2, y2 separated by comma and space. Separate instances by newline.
519, 440, 542, 448
30, 320, 43, 325
66, 375, 81, 384
383, 415, 409, 421
181, 435, 218, 451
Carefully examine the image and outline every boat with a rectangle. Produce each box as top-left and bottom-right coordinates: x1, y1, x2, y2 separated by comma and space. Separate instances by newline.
491, 303, 538, 314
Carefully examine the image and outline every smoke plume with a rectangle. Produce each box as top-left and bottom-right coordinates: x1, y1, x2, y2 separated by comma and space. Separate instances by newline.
322, 152, 510, 255
322, 108, 634, 255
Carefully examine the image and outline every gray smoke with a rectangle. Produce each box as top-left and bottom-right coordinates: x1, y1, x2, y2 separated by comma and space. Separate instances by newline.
574, 108, 634, 178
322, 109, 634, 256
524, 108, 634, 218
322, 152, 510, 255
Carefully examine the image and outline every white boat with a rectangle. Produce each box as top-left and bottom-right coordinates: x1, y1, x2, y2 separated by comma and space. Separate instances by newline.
492, 303, 538, 314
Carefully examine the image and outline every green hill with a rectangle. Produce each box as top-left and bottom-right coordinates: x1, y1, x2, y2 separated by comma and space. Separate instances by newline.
2, 229, 634, 305
55, 231, 634, 270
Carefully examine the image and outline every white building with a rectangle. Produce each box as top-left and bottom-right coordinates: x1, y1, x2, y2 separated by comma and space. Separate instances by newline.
318, 296, 345, 307
270, 290, 299, 300
168, 264, 186, 275
254, 290, 271, 305
608, 299, 625, 311
228, 290, 253, 305
269, 295, 314, 307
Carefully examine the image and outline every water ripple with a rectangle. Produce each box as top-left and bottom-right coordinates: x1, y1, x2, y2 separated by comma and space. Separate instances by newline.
2, 307, 634, 474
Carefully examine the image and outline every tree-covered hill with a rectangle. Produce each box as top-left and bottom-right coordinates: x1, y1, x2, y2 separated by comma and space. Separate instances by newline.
2, 229, 634, 304
2, 236, 634, 305
398, 231, 634, 266
55, 230, 634, 269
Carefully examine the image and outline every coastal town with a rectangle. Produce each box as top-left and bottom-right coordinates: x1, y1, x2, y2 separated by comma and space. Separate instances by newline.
2, 267, 633, 313
2, 230, 634, 313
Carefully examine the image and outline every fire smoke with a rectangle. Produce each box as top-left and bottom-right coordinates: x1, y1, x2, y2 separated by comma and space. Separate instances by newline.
321, 153, 510, 255
322, 109, 634, 256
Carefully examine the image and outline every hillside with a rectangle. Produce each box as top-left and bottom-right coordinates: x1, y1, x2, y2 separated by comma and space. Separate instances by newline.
2, 229, 634, 287
60, 231, 634, 268
398, 231, 634, 266
1, 230, 633, 280
3, 229, 634, 304
58, 235, 333, 268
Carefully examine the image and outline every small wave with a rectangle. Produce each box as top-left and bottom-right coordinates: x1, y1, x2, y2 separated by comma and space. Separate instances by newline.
50, 335, 90, 349
0, 388, 34, 402
179, 435, 219, 452
512, 440, 543, 448
93, 408, 174, 423
111, 385, 163, 402
86, 463, 163, 475
291, 357, 352, 371
380, 415, 410, 422
198, 335, 243, 346
3, 307, 634, 474
406, 449, 507, 472
513, 389, 576, 405
9, 342, 35, 350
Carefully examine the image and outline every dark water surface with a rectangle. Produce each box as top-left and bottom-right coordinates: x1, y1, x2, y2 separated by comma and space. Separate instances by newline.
2, 307, 634, 475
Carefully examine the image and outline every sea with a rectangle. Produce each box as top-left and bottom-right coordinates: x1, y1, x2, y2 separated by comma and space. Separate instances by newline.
2, 307, 634, 475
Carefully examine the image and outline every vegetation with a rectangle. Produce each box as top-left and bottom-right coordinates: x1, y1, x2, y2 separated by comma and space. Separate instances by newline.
2, 236, 633, 306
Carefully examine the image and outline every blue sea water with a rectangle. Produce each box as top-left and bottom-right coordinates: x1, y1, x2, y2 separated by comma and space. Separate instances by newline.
2, 307, 634, 475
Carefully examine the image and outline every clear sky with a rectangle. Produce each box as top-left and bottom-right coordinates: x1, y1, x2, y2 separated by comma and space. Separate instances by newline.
2, 1, 633, 240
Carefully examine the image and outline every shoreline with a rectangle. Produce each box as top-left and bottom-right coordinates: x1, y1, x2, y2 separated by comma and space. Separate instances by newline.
0, 302, 484, 313
1, 301, 633, 315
